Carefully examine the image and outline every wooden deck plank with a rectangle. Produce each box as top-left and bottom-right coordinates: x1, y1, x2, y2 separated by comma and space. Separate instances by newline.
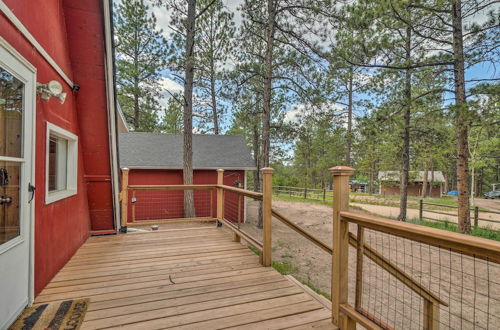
37, 267, 274, 303
54, 249, 253, 276
82, 288, 305, 329
66, 242, 245, 266
164, 300, 324, 330
286, 319, 339, 329
84, 281, 296, 321
36, 226, 336, 329
41, 263, 264, 294
224, 308, 332, 329
99, 294, 316, 330
51, 251, 256, 281
47, 255, 259, 288
69, 239, 237, 261
87, 274, 286, 311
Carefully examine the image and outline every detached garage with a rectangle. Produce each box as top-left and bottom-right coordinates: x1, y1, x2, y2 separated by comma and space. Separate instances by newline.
119, 132, 256, 224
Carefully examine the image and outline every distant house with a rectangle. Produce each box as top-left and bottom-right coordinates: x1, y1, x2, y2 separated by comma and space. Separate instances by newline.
119, 132, 256, 223
350, 180, 368, 193
378, 171, 445, 197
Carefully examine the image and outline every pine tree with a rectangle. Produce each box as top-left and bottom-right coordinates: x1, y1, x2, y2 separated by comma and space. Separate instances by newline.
115, 0, 167, 131
195, 0, 235, 134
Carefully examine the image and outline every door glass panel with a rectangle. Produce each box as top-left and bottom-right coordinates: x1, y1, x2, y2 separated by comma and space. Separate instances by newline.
0, 161, 21, 244
0, 67, 24, 158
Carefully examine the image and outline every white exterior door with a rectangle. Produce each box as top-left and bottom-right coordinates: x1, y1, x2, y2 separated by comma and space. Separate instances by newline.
0, 41, 35, 329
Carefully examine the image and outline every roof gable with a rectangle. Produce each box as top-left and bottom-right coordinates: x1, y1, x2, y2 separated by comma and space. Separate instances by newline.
119, 133, 256, 170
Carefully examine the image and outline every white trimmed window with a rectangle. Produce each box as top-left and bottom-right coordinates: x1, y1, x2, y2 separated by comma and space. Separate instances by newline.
45, 123, 78, 204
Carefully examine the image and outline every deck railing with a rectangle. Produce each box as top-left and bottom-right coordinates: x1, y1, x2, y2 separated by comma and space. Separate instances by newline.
118, 166, 500, 329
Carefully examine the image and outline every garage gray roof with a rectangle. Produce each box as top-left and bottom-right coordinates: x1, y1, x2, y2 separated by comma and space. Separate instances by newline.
378, 171, 445, 183
119, 133, 256, 170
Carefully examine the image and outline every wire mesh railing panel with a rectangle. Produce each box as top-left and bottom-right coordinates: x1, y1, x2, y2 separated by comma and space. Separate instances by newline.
352, 226, 500, 330
128, 188, 215, 222
222, 189, 245, 224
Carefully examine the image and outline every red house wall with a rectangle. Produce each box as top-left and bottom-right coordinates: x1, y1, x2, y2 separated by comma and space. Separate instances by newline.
127, 169, 245, 223
62, 0, 115, 231
1, 0, 114, 295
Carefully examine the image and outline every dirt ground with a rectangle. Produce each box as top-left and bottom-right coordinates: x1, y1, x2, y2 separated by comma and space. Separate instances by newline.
240, 200, 500, 329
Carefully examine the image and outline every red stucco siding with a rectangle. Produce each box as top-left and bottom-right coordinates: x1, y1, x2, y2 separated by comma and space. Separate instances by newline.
1, 0, 114, 295
127, 169, 246, 223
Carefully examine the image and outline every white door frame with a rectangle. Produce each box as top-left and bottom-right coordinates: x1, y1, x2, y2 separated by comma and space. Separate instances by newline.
0, 36, 36, 328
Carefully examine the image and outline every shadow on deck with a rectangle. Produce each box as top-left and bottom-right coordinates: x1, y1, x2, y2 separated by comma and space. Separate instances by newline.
35, 226, 336, 329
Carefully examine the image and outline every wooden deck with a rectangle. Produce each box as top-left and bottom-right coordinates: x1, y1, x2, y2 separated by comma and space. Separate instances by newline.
35, 226, 336, 329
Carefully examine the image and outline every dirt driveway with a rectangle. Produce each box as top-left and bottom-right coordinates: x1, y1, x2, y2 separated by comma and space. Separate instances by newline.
240, 199, 499, 329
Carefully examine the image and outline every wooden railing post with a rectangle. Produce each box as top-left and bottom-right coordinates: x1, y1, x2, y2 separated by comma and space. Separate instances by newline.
330, 166, 355, 329
419, 199, 423, 221
120, 168, 130, 233
216, 169, 224, 224
474, 206, 479, 229
261, 167, 274, 267
423, 299, 440, 330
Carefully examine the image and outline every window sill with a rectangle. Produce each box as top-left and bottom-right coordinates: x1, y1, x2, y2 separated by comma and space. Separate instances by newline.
45, 189, 77, 204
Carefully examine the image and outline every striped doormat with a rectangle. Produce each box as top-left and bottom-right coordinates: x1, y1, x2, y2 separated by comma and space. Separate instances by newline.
9, 299, 88, 330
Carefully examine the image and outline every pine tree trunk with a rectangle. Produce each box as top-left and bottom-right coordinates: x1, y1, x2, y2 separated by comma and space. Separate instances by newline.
430, 167, 435, 197
397, 27, 412, 222
451, 0, 470, 234
252, 120, 263, 228
444, 171, 449, 194
210, 57, 219, 134
345, 67, 353, 166
262, 0, 275, 169
183, 0, 196, 218
422, 166, 429, 198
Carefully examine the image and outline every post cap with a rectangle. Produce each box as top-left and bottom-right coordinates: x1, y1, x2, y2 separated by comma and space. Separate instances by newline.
329, 166, 355, 176
260, 167, 274, 174
216, 169, 224, 172
121, 167, 130, 171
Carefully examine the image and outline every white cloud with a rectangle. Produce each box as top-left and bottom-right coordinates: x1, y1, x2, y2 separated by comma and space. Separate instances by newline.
157, 77, 183, 110
284, 102, 344, 124
159, 77, 183, 93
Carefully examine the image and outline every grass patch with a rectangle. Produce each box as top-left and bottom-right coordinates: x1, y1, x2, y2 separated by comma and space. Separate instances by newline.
247, 245, 260, 255
272, 261, 298, 275
246, 245, 297, 275
303, 280, 331, 300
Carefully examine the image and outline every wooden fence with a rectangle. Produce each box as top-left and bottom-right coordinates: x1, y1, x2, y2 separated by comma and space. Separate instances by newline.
273, 185, 332, 201
419, 199, 500, 230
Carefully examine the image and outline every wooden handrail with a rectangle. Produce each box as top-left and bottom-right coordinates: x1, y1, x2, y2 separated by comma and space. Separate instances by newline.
217, 184, 263, 200
128, 184, 215, 190
339, 304, 384, 330
341, 211, 500, 263
272, 208, 332, 254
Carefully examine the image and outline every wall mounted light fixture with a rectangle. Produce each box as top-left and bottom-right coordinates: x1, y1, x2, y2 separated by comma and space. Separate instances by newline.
37, 80, 67, 104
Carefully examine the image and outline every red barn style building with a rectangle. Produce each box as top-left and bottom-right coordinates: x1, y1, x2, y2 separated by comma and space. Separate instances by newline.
378, 171, 445, 198
118, 133, 256, 224
0, 0, 120, 326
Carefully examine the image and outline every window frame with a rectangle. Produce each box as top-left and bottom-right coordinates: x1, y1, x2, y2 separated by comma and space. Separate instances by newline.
45, 122, 78, 204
